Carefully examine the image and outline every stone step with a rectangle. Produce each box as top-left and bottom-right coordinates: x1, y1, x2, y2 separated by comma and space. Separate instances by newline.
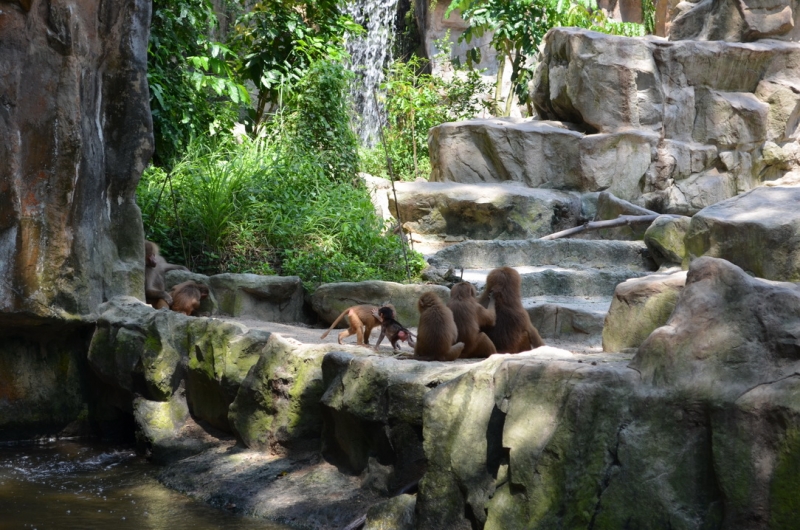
460, 266, 649, 298
428, 238, 656, 271
524, 295, 610, 344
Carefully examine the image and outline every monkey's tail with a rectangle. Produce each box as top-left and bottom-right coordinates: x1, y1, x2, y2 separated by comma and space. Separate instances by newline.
320, 309, 349, 339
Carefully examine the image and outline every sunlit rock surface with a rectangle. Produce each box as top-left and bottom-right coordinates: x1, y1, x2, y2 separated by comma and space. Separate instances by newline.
431, 29, 800, 217
685, 186, 800, 281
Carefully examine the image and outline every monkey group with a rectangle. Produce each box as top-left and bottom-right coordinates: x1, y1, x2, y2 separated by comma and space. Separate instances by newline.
320, 267, 544, 361
144, 240, 209, 316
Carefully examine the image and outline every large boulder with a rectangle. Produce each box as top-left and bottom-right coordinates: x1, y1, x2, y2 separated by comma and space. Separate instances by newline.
602, 271, 687, 352
311, 281, 451, 328
685, 186, 800, 281
0, 0, 153, 324
389, 180, 582, 241
669, 0, 800, 42
428, 119, 659, 205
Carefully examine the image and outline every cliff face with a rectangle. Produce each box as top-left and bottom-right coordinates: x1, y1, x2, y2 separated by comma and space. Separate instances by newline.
0, 0, 153, 326
0, 0, 153, 439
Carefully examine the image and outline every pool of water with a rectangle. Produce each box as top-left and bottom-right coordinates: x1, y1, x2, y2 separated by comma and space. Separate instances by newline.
0, 440, 289, 530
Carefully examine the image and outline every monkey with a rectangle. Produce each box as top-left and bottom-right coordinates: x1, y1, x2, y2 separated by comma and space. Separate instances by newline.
448, 281, 497, 359
372, 306, 416, 351
319, 304, 381, 345
169, 281, 210, 316
145, 240, 189, 309
412, 292, 464, 362
478, 267, 545, 353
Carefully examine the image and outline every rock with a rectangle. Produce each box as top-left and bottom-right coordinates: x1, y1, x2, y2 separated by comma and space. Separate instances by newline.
527, 297, 609, 342
428, 119, 659, 206
310, 281, 451, 328
0, 329, 92, 441
633, 257, 800, 396
685, 186, 800, 281
428, 118, 584, 186
389, 180, 582, 241
669, 0, 798, 41
207, 273, 306, 323
88, 297, 189, 401
184, 320, 271, 432
0, 0, 152, 323
429, 239, 654, 271
364, 494, 416, 530
602, 271, 687, 352
360, 173, 394, 222
133, 392, 218, 464
228, 336, 352, 452
644, 214, 692, 266
530, 29, 800, 214
320, 350, 473, 484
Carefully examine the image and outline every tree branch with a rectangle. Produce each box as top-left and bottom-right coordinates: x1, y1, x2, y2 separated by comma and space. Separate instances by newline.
540, 214, 660, 240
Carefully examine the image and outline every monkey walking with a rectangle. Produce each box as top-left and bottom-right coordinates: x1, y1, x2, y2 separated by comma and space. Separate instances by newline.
372, 306, 416, 351
320, 304, 382, 345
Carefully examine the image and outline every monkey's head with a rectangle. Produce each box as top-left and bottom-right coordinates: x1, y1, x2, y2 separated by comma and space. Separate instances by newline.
378, 306, 395, 320
450, 282, 476, 301
417, 292, 441, 312
145, 241, 158, 267
196, 283, 210, 299
486, 267, 522, 298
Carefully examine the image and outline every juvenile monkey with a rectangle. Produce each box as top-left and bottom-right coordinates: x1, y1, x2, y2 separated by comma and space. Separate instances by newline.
448, 282, 497, 358
145, 240, 189, 309
320, 304, 381, 345
478, 267, 545, 353
412, 292, 464, 361
373, 306, 416, 351
169, 281, 209, 316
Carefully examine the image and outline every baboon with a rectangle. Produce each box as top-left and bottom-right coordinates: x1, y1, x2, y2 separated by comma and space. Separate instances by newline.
169, 281, 209, 316
448, 282, 497, 358
373, 306, 416, 351
145, 240, 189, 309
320, 304, 381, 345
413, 292, 464, 361
478, 267, 545, 353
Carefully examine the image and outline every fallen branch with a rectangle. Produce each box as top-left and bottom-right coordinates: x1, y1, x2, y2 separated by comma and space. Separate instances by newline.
540, 214, 660, 240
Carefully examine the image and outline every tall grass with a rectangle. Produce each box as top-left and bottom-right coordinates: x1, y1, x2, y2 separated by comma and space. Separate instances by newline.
137, 61, 424, 286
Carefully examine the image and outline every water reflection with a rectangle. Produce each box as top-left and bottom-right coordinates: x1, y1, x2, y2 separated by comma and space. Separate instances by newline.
0, 441, 289, 529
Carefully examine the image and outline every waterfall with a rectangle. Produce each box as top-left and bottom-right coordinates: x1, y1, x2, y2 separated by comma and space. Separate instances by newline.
344, 0, 399, 147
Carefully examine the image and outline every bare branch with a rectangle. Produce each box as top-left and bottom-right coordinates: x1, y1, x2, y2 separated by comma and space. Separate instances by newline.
540, 214, 660, 240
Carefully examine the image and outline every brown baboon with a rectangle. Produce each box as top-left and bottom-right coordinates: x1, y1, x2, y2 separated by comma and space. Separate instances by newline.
320, 304, 381, 345
478, 267, 545, 353
373, 306, 416, 351
448, 282, 497, 358
169, 281, 209, 316
413, 292, 464, 361
145, 240, 189, 309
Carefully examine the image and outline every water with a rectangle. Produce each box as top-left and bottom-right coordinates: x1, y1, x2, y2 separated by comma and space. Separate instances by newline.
344, 0, 400, 146
0, 441, 288, 530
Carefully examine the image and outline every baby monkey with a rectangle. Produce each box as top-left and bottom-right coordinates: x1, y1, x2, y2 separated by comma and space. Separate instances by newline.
372, 306, 416, 351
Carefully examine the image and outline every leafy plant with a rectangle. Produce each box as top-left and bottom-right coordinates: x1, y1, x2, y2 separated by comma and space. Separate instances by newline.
138, 61, 423, 287
148, 0, 249, 166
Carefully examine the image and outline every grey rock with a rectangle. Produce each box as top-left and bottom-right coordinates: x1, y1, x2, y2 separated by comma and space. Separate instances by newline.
644, 214, 692, 266
389, 180, 582, 241
685, 186, 800, 281
209, 273, 306, 323
602, 270, 687, 352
